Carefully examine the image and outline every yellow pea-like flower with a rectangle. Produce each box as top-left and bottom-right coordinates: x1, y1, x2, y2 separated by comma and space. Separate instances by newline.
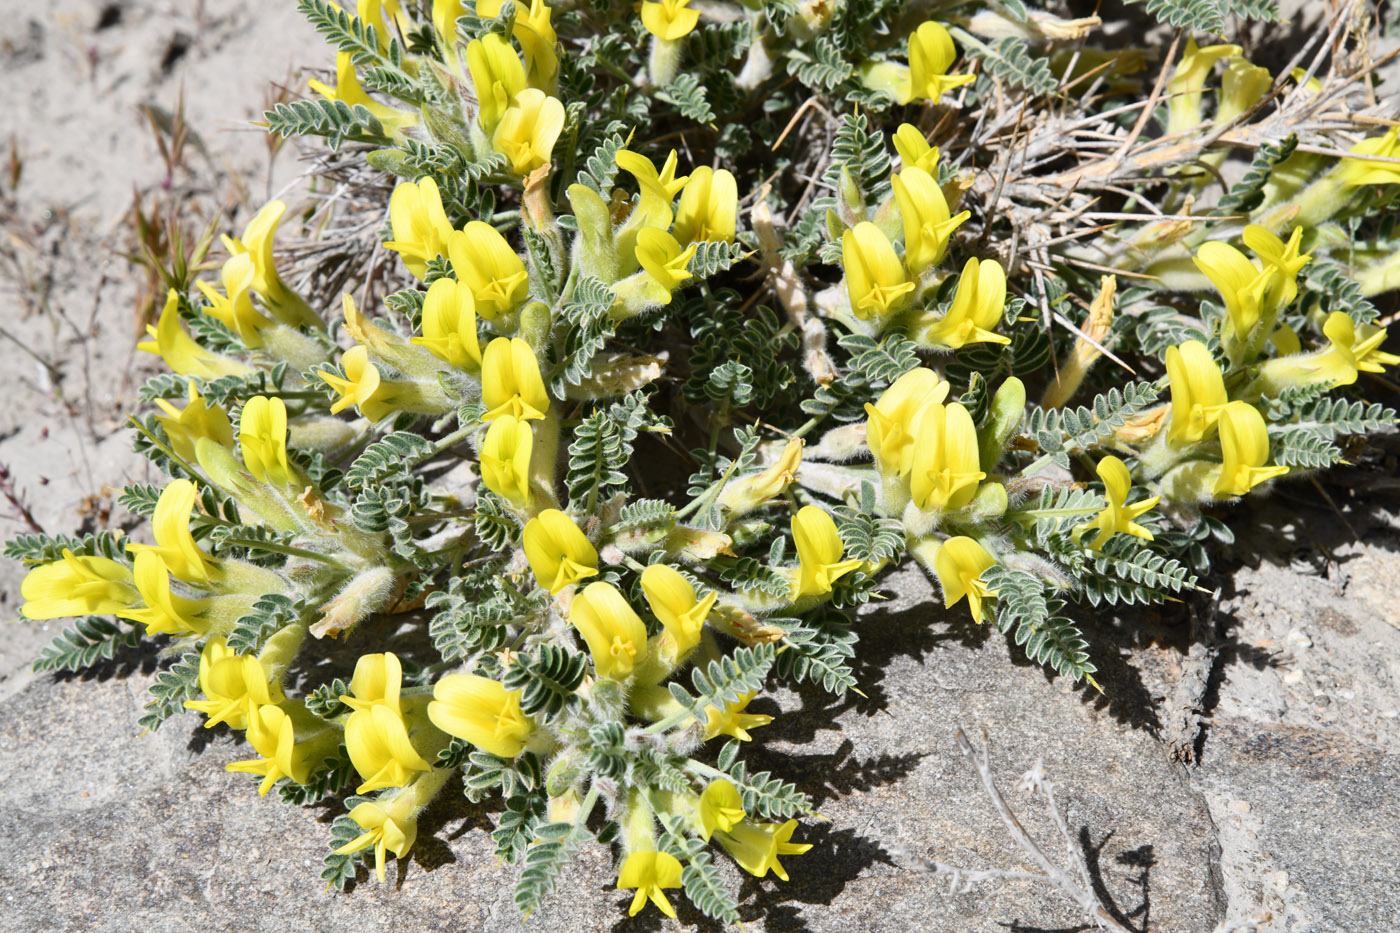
1256, 311, 1376, 393
225, 703, 320, 796
182, 636, 283, 730
698, 778, 746, 841
19, 548, 137, 621
308, 51, 418, 136
139, 289, 254, 380
335, 791, 419, 884
117, 550, 210, 637
480, 337, 550, 422
479, 413, 534, 507
342, 651, 405, 713
346, 704, 434, 793
932, 535, 998, 623
673, 166, 738, 245
433, 0, 467, 54
448, 221, 530, 321
126, 478, 215, 583
640, 563, 716, 661
514, 0, 558, 87
465, 33, 526, 135
841, 221, 914, 320
717, 437, 803, 515
909, 402, 985, 512
1166, 38, 1241, 135
384, 177, 455, 281
1338, 126, 1400, 187
412, 277, 482, 371
702, 691, 773, 742
790, 505, 863, 599
1164, 340, 1228, 448
892, 165, 969, 275
1241, 225, 1309, 312
640, 0, 699, 41
320, 346, 397, 423
1218, 56, 1271, 125
634, 227, 697, 302
239, 395, 293, 485
714, 819, 812, 882
219, 200, 285, 301
920, 256, 1009, 349
864, 367, 950, 477
1214, 401, 1288, 498
905, 22, 975, 104
1075, 456, 1160, 552
492, 87, 565, 175
153, 380, 235, 464
197, 253, 271, 349
617, 851, 684, 919
892, 123, 940, 174
569, 581, 648, 680
522, 508, 599, 593
427, 673, 534, 758
616, 148, 689, 229
1193, 240, 1274, 336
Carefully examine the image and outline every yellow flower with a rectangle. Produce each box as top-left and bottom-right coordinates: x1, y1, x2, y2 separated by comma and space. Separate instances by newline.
448, 221, 530, 320
514, 0, 558, 87
634, 227, 697, 302
932, 536, 998, 622
139, 289, 253, 380
522, 509, 599, 593
183, 636, 283, 730
791, 505, 863, 599
433, 0, 467, 54
1241, 225, 1309, 312
842, 222, 914, 320
617, 851, 684, 919
153, 380, 234, 463
225, 703, 321, 796
320, 346, 396, 423
239, 396, 293, 485
480, 337, 550, 422
19, 548, 137, 620
905, 22, 975, 104
308, 52, 418, 136
1218, 56, 1271, 124
1166, 38, 1241, 135
1165, 340, 1227, 447
346, 704, 434, 793
335, 791, 419, 883
126, 478, 215, 583
640, 563, 716, 661
1193, 240, 1274, 336
1339, 126, 1400, 187
427, 673, 534, 758
493, 87, 565, 175
864, 367, 950, 477
465, 33, 527, 135
640, 0, 699, 41
715, 819, 812, 881
892, 166, 969, 275
920, 256, 1009, 349
703, 691, 773, 742
342, 651, 405, 713
1256, 311, 1377, 393
892, 123, 940, 174
1075, 456, 1160, 551
479, 414, 534, 507
717, 437, 803, 514
673, 166, 738, 245
411, 277, 482, 371
218, 200, 311, 326
1346, 316, 1400, 374
1214, 401, 1288, 497
910, 402, 985, 512
117, 551, 209, 637
698, 779, 746, 841
570, 581, 648, 680
617, 148, 689, 229
197, 253, 272, 349
384, 177, 455, 281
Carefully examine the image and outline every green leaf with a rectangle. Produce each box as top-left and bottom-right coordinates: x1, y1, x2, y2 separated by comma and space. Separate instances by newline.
138, 648, 202, 732
503, 645, 588, 719
33, 618, 142, 674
